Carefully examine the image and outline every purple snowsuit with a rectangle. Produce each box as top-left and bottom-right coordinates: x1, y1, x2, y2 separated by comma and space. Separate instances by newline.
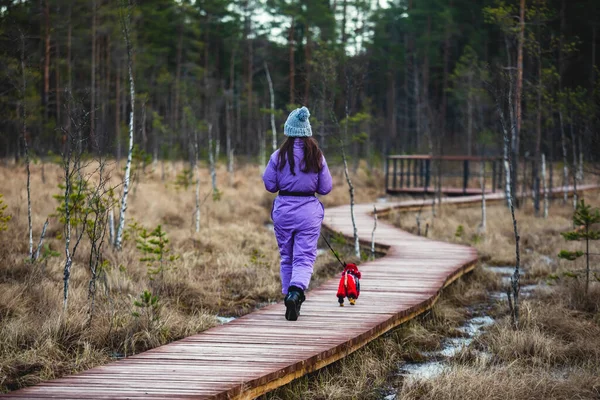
262, 139, 333, 295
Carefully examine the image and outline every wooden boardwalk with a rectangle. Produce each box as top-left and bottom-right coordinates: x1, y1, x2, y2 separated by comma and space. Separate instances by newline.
3, 185, 597, 400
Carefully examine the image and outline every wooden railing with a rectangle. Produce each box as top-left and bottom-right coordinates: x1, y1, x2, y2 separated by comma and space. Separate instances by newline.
385, 155, 504, 195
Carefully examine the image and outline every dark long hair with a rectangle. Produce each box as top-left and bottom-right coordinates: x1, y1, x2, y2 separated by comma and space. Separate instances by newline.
278, 137, 323, 175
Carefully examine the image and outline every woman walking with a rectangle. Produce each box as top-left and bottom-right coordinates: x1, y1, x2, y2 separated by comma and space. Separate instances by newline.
262, 106, 333, 321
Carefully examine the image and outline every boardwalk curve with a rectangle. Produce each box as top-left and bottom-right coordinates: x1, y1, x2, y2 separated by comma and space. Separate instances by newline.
3, 185, 596, 400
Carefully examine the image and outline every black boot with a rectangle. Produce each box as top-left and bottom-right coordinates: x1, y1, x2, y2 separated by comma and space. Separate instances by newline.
284, 286, 305, 321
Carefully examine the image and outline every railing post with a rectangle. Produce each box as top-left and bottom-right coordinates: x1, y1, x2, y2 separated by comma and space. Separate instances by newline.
392, 158, 398, 190
425, 159, 431, 190
385, 157, 390, 192
400, 159, 404, 188
463, 159, 470, 194
498, 158, 503, 190
413, 159, 418, 188
419, 159, 424, 187
492, 160, 497, 193
406, 159, 410, 188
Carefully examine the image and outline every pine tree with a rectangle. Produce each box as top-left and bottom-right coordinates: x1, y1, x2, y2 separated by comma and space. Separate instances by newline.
558, 200, 600, 295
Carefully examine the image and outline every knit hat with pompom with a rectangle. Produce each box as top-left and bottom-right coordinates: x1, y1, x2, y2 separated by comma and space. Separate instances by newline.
284, 106, 312, 137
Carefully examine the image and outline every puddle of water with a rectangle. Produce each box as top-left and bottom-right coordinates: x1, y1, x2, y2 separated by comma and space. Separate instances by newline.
377, 197, 389, 203
216, 316, 236, 324
401, 361, 448, 381
457, 315, 495, 336
395, 263, 545, 390
484, 265, 515, 275
490, 284, 538, 301
399, 313, 495, 384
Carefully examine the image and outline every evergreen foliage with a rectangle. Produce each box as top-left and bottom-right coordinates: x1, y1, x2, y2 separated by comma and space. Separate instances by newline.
558, 200, 600, 294
0, 194, 11, 232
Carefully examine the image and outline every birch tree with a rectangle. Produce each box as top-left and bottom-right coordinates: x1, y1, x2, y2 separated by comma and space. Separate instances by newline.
115, 0, 136, 250
264, 61, 278, 152
492, 77, 521, 328
19, 32, 33, 260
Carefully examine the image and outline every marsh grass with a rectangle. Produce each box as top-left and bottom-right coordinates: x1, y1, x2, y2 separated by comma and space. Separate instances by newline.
0, 161, 382, 393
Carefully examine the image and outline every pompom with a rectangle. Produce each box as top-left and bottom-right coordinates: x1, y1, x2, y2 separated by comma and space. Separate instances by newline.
296, 106, 310, 122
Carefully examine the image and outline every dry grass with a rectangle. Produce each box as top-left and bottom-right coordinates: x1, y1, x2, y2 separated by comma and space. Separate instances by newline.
0, 160, 383, 393
400, 283, 600, 400
399, 364, 600, 400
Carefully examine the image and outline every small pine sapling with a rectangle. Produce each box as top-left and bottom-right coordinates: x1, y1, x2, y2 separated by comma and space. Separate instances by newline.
136, 225, 179, 287
558, 200, 600, 295
0, 194, 11, 231
53, 177, 91, 238
174, 168, 194, 191
132, 289, 160, 329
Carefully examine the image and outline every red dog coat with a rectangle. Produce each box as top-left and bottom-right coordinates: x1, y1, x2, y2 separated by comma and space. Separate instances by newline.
336, 263, 361, 306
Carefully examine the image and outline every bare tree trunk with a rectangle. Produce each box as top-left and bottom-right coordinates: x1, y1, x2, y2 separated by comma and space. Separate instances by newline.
20, 32, 33, 261
542, 153, 548, 218
497, 87, 512, 210
259, 127, 266, 173
66, 2, 72, 137
467, 74, 473, 156
515, 0, 525, 147
115, 63, 120, 160
577, 135, 583, 183
288, 17, 295, 105
174, 27, 182, 130
55, 26, 61, 130
108, 208, 115, 245
342, 93, 359, 259
141, 98, 148, 153
479, 161, 486, 233
208, 123, 217, 195
227, 48, 235, 183
246, 12, 254, 139
43, 0, 50, 124
570, 120, 578, 208
495, 89, 521, 327
90, 0, 97, 150
414, 59, 420, 150
115, 1, 135, 251
63, 175, 73, 311
371, 206, 377, 261
559, 111, 569, 204
386, 69, 397, 151
508, 65, 519, 208
534, 35, 543, 217
264, 61, 277, 152
34, 219, 49, 261
304, 25, 312, 105
194, 130, 200, 233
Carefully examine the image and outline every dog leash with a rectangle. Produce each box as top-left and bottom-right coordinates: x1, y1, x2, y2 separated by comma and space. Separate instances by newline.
320, 232, 347, 269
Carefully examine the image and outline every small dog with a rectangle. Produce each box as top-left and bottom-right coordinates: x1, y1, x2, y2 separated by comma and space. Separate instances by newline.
336, 263, 361, 306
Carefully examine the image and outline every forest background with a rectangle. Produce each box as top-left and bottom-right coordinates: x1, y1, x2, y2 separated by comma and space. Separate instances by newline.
1, 0, 599, 175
